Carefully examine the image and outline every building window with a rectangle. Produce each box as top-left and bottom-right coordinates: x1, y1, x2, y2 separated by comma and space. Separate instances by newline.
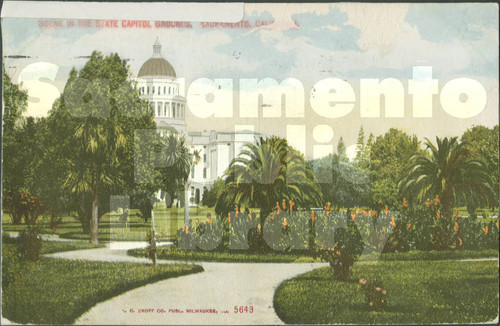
191, 169, 194, 178
152, 87, 155, 94
164, 86, 166, 94
203, 154, 206, 163
169, 87, 171, 94
158, 86, 160, 94
147, 86, 149, 94
157, 102, 162, 116
173, 104, 176, 118
203, 168, 207, 179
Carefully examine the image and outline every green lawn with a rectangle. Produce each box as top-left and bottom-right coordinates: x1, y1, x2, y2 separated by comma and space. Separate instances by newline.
274, 252, 499, 324
1, 202, 215, 242
128, 245, 308, 263
128, 244, 498, 264
1, 240, 203, 324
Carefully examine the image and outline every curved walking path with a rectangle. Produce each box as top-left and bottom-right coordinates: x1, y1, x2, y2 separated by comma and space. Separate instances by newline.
45, 242, 328, 325
4, 237, 497, 325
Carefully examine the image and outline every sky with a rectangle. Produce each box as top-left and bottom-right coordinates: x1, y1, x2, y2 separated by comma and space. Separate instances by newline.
2, 3, 499, 159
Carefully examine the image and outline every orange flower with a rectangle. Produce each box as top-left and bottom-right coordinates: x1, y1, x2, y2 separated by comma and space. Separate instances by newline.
426, 199, 430, 208
336, 251, 341, 256
351, 213, 356, 221
434, 195, 440, 207
407, 223, 411, 230
390, 216, 396, 228
437, 210, 441, 219
496, 219, 499, 229
311, 211, 315, 223
276, 202, 281, 214
282, 199, 286, 210
235, 206, 239, 215
196, 220, 199, 226
289, 200, 295, 213
184, 225, 189, 234
227, 213, 231, 224
369, 210, 377, 217
483, 226, 489, 235
454, 222, 459, 232
207, 218, 212, 227
403, 197, 408, 208
257, 224, 261, 233
454, 209, 459, 220
248, 213, 252, 221
283, 218, 288, 229
325, 202, 331, 216
384, 205, 389, 216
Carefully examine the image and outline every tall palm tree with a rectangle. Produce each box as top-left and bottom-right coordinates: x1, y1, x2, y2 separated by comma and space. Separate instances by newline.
220, 136, 322, 223
158, 133, 200, 225
399, 136, 495, 218
64, 117, 125, 245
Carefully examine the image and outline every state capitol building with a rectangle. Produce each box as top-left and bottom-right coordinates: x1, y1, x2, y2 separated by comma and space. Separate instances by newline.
134, 39, 258, 203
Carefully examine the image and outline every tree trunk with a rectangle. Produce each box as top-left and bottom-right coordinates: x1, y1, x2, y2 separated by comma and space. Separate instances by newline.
442, 189, 453, 219
91, 191, 99, 245
184, 180, 190, 226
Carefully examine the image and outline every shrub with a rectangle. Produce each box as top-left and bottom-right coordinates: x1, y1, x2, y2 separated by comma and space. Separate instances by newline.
49, 214, 63, 231
315, 243, 353, 281
312, 212, 364, 281
2, 189, 46, 225
17, 226, 43, 262
145, 231, 157, 265
358, 278, 388, 312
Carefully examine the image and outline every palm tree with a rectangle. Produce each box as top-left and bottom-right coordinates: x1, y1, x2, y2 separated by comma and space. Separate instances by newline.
64, 117, 125, 245
399, 136, 495, 218
219, 136, 322, 223
158, 133, 200, 225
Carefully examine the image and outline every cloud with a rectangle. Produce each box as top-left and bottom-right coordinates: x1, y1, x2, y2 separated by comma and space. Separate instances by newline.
336, 3, 410, 53
286, 6, 360, 52
405, 3, 498, 43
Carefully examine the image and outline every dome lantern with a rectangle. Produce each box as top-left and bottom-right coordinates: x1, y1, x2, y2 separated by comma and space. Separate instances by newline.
153, 37, 162, 58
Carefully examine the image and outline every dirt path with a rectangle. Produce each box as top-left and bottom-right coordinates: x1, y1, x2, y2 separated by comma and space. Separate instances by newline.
45, 243, 327, 324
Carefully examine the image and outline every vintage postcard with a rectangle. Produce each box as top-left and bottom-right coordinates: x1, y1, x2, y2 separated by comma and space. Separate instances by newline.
1, 1, 499, 325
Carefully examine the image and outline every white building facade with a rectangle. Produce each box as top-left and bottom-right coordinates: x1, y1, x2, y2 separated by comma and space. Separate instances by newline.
135, 39, 259, 203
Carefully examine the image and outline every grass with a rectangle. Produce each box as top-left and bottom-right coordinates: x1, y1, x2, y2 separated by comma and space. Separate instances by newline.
128, 245, 307, 263
128, 243, 498, 263
273, 253, 499, 324
1, 201, 215, 242
2, 236, 106, 254
1, 241, 204, 324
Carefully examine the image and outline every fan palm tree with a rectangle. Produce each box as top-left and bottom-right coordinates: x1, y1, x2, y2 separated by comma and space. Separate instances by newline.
219, 136, 323, 223
158, 133, 200, 225
399, 136, 495, 218
64, 117, 125, 245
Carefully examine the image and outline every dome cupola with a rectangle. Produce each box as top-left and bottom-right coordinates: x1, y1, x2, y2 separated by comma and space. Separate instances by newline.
138, 38, 176, 78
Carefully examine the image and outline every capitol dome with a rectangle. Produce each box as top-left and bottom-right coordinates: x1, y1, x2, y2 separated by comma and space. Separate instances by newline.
138, 38, 176, 78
